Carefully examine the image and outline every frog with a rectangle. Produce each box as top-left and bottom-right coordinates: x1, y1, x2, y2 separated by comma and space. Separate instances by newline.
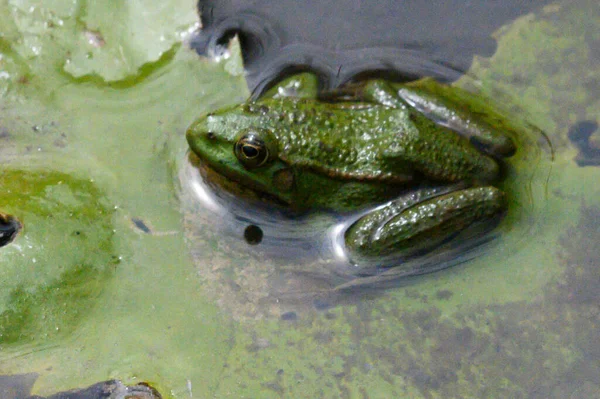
186, 73, 516, 262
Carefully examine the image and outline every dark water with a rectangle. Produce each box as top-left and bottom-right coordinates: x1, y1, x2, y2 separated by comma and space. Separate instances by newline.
194, 0, 552, 94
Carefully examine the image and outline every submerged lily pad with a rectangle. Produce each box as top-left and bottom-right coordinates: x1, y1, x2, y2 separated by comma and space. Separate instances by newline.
63, 0, 199, 81
0, 170, 116, 345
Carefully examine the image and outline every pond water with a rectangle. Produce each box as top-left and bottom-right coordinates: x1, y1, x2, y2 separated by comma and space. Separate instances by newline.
0, 0, 599, 398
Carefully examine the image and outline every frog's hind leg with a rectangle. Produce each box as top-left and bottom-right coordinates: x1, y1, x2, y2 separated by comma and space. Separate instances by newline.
344, 186, 506, 261
398, 79, 516, 157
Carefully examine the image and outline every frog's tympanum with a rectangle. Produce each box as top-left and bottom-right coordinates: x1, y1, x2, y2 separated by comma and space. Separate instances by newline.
187, 74, 516, 264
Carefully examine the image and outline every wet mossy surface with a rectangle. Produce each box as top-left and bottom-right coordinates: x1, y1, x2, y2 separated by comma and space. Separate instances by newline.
0, 170, 116, 346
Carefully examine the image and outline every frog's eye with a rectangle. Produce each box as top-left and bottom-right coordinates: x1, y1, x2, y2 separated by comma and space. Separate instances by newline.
234, 132, 270, 168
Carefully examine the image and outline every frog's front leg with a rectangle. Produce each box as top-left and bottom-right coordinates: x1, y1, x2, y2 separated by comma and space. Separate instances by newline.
344, 186, 506, 259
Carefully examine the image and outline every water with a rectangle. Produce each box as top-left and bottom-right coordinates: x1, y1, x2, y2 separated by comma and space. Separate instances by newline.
0, 0, 598, 398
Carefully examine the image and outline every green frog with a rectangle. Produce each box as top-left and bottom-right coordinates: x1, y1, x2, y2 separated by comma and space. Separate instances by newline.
186, 73, 516, 261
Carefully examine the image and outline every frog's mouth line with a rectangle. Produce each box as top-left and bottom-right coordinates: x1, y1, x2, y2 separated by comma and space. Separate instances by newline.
189, 152, 293, 208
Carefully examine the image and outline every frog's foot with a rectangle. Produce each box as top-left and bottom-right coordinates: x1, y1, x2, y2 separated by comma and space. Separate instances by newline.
0, 212, 21, 248
344, 186, 506, 260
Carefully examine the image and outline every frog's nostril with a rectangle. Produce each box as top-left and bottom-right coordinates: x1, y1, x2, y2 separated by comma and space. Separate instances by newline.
206, 131, 216, 140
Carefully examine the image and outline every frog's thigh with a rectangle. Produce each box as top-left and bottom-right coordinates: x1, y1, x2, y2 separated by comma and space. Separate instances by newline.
396, 80, 516, 157
261, 72, 320, 99
344, 186, 506, 258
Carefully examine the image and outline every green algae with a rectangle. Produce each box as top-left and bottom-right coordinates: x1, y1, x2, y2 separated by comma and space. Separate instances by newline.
0, 170, 116, 345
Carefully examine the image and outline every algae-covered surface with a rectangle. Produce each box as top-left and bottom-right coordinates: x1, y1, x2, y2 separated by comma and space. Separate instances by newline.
1, 0, 599, 397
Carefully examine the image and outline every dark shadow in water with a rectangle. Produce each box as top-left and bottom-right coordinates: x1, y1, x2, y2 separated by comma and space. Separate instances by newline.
2, 379, 163, 399
568, 120, 600, 166
0, 374, 37, 399
193, 0, 552, 95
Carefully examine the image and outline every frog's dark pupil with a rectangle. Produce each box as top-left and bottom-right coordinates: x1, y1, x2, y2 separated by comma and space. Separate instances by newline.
242, 145, 259, 158
235, 133, 270, 168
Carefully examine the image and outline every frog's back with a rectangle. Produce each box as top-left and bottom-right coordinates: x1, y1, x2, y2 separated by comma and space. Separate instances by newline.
261, 98, 416, 183
259, 97, 498, 186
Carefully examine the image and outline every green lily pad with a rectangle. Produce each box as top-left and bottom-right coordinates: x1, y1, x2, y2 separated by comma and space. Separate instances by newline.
0, 170, 116, 345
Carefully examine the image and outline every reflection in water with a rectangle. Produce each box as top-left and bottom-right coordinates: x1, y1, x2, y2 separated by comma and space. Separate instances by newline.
182, 152, 503, 276
181, 152, 347, 266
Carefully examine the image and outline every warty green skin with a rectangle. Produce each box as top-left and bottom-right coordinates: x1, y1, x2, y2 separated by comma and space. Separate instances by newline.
186, 75, 515, 260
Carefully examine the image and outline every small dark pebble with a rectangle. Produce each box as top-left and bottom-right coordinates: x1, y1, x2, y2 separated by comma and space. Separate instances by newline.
132, 217, 151, 234
244, 224, 263, 245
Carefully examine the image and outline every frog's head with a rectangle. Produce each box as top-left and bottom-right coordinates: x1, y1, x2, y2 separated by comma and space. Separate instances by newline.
186, 105, 295, 204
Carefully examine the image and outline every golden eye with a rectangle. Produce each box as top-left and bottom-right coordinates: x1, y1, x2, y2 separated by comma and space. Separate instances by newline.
234, 132, 270, 168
